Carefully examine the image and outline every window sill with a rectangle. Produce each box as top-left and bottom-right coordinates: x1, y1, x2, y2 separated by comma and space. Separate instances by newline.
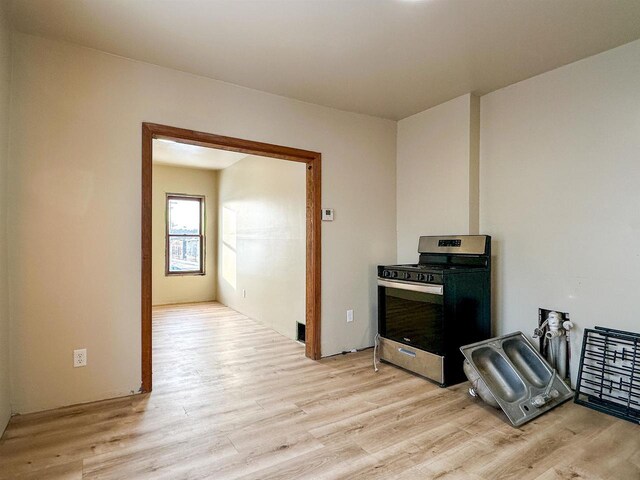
165, 272, 206, 277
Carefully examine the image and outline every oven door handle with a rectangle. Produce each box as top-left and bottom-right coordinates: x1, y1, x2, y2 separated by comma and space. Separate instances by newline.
377, 279, 443, 295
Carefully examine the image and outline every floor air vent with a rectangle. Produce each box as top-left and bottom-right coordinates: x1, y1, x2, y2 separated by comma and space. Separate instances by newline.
296, 322, 305, 343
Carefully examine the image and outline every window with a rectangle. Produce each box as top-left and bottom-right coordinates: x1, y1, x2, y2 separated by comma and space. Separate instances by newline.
166, 194, 205, 275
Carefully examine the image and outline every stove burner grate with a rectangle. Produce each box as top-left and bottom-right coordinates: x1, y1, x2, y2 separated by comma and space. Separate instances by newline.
575, 326, 640, 424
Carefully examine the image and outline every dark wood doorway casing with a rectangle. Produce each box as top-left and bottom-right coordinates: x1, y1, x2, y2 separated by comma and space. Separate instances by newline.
141, 123, 321, 393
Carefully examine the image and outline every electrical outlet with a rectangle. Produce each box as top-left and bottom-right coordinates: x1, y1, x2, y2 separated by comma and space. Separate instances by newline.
242, 289, 246, 298
346, 309, 354, 323
74, 348, 87, 368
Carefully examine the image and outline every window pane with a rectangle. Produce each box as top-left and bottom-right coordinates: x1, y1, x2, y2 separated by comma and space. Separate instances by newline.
168, 198, 201, 235
168, 236, 201, 272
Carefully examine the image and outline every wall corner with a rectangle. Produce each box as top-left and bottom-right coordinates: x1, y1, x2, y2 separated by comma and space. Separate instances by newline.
468, 94, 480, 234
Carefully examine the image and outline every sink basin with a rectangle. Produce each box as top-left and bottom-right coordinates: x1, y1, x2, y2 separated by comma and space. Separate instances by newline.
503, 337, 552, 388
471, 347, 527, 402
461, 332, 573, 427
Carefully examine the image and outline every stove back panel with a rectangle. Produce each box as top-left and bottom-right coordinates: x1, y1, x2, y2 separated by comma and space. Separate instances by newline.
417, 235, 490, 270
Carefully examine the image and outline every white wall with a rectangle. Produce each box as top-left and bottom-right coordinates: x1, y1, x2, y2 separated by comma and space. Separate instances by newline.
152, 165, 217, 306
0, 2, 11, 433
396, 94, 479, 262
217, 155, 306, 340
8, 33, 397, 413
480, 39, 640, 384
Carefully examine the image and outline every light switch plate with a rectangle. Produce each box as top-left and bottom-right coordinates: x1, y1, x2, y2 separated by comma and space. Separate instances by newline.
321, 208, 334, 221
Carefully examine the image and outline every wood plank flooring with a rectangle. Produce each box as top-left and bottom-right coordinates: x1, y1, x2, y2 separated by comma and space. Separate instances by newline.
0, 302, 638, 479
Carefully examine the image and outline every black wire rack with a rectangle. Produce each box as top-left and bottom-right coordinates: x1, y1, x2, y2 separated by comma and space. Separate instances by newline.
574, 326, 640, 424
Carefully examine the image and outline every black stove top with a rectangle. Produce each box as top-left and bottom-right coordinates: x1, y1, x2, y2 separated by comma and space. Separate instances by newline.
383, 263, 477, 271
378, 235, 491, 284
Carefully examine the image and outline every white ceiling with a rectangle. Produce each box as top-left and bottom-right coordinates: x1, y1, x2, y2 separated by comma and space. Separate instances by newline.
153, 139, 248, 170
9, 0, 640, 119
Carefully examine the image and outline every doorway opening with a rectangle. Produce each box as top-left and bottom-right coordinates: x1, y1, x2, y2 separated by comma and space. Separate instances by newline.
141, 123, 321, 393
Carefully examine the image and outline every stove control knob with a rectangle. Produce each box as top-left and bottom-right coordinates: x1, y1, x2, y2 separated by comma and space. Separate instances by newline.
427, 274, 435, 282
383, 270, 390, 278
417, 273, 425, 281
391, 271, 398, 278
405, 273, 411, 280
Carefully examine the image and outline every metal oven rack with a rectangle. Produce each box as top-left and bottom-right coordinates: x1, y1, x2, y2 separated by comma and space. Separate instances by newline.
574, 326, 640, 424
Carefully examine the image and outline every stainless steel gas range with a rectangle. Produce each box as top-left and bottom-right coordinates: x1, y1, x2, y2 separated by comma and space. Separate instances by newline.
377, 235, 491, 386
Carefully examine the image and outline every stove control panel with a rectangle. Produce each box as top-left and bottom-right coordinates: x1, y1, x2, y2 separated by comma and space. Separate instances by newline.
417, 273, 436, 282
379, 268, 442, 285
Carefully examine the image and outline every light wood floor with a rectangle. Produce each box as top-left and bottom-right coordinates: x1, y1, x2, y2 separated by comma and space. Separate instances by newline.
0, 302, 638, 479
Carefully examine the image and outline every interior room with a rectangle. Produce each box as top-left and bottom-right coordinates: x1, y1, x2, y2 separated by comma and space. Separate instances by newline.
152, 138, 307, 349
151, 140, 307, 413
1, 1, 639, 479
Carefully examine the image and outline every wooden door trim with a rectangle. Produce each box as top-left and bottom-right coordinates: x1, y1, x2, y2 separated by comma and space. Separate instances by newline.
141, 123, 321, 393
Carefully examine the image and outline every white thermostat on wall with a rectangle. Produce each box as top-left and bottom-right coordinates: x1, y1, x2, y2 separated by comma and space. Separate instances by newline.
321, 208, 334, 221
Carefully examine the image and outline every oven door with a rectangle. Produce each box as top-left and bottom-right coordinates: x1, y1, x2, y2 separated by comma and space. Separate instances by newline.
378, 279, 445, 354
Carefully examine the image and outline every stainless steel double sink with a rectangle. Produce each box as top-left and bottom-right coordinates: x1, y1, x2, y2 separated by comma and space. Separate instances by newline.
461, 332, 573, 426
